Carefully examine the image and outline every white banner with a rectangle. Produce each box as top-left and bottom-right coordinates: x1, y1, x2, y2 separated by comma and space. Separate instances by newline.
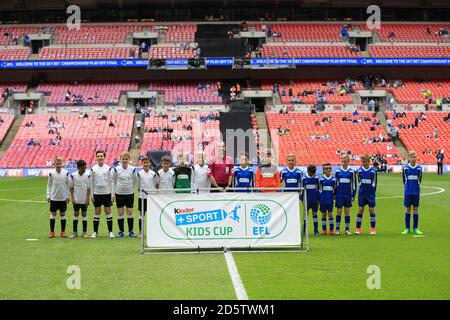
147, 192, 301, 249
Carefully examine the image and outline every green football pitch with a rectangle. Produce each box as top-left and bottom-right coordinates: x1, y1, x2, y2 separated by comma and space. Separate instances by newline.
0, 173, 449, 300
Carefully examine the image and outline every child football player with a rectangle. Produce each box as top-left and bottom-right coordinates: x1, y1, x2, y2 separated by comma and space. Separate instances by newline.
69, 160, 90, 238
192, 151, 221, 193
157, 156, 175, 194
280, 153, 302, 192
335, 154, 357, 235
47, 156, 70, 238
356, 154, 378, 235
174, 151, 193, 193
255, 151, 281, 192
319, 163, 336, 235
228, 152, 254, 192
301, 165, 320, 236
402, 151, 424, 235
111, 152, 137, 238
136, 157, 159, 237
89, 150, 115, 238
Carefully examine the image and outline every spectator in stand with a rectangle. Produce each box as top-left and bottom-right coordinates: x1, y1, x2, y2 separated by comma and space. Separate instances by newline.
387, 31, 396, 40
340, 26, 349, 41
135, 119, 142, 134
434, 126, 438, 139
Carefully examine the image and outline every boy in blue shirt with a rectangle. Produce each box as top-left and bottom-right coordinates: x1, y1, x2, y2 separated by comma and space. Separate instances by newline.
356, 154, 378, 235
335, 154, 357, 235
301, 165, 320, 236
319, 163, 336, 235
228, 153, 254, 192
402, 151, 424, 235
280, 154, 302, 192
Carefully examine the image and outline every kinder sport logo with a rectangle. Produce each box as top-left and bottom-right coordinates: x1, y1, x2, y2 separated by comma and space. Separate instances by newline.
174, 205, 240, 226
250, 204, 272, 225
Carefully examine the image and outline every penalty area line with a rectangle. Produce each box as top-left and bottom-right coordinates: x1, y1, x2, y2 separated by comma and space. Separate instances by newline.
377, 186, 445, 199
224, 250, 249, 300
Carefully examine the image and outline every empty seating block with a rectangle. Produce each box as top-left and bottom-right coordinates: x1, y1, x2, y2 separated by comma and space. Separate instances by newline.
0, 83, 28, 106
267, 112, 401, 166
36, 82, 138, 106
0, 115, 14, 142
147, 46, 196, 59
262, 81, 356, 104
0, 26, 45, 45
0, 48, 30, 60
378, 24, 450, 42
38, 47, 138, 60
386, 112, 449, 164
260, 45, 362, 58
388, 81, 450, 104
148, 81, 222, 105
369, 45, 450, 58
0, 114, 134, 168
140, 112, 221, 163
250, 24, 367, 42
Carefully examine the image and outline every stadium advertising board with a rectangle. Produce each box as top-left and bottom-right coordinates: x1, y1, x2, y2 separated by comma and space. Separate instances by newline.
3, 58, 450, 70
147, 192, 301, 248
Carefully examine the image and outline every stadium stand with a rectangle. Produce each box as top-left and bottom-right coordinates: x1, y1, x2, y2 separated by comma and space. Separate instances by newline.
148, 81, 222, 105
38, 46, 138, 60
267, 112, 401, 166
147, 45, 196, 59
387, 81, 450, 104
0, 114, 134, 168
0, 83, 28, 106
36, 82, 138, 106
0, 48, 30, 60
140, 112, 221, 162
249, 23, 363, 42
369, 45, 450, 58
386, 111, 449, 164
377, 24, 450, 42
260, 45, 362, 58
262, 80, 358, 105
0, 114, 14, 143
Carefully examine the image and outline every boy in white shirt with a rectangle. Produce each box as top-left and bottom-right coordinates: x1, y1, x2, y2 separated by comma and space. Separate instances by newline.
157, 155, 175, 194
47, 156, 70, 238
69, 160, 90, 238
111, 152, 137, 238
136, 157, 159, 236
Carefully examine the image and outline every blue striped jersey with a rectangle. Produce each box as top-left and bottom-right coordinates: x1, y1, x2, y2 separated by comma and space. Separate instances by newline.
280, 167, 302, 191
357, 166, 377, 196
301, 174, 320, 203
402, 164, 423, 195
319, 175, 336, 204
335, 167, 357, 198
231, 166, 254, 190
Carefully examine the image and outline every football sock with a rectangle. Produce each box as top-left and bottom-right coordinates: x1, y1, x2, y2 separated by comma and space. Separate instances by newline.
328, 217, 334, 231
356, 214, 363, 229
106, 214, 113, 232
127, 216, 134, 232
82, 216, 87, 233
370, 213, 376, 228
61, 216, 66, 232
345, 215, 350, 231
321, 218, 327, 231
313, 216, 318, 232
118, 216, 124, 232
93, 214, 100, 233
73, 216, 79, 233
405, 212, 411, 229
336, 215, 341, 230
413, 211, 419, 229
50, 215, 55, 232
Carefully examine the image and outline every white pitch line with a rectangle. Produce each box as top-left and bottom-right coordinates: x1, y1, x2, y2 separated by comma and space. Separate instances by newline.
0, 187, 42, 192
0, 198, 46, 203
377, 186, 445, 199
224, 251, 249, 300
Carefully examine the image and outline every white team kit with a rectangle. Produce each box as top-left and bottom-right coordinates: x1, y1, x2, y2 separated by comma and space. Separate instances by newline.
70, 171, 90, 205
137, 169, 159, 198
192, 164, 211, 193
47, 169, 71, 201
89, 164, 113, 195
111, 165, 137, 195
157, 168, 175, 193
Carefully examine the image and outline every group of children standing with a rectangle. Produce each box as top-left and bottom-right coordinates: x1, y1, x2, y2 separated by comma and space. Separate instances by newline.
46, 149, 424, 238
